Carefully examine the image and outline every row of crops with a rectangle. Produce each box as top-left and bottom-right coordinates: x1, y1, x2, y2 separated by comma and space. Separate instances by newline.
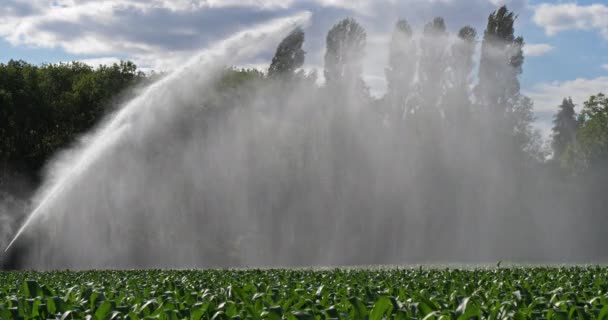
1, 267, 608, 319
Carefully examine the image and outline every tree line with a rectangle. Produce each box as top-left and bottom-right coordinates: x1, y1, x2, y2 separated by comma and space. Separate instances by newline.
0, 61, 151, 191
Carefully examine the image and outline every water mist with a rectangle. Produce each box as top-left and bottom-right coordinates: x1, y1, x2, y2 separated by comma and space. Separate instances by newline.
3, 11, 606, 270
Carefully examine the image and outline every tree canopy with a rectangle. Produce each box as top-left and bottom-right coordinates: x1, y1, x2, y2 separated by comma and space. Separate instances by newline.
268, 28, 306, 79
0, 60, 145, 186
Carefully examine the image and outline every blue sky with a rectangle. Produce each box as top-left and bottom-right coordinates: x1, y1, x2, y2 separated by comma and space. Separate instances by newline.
1, 0, 607, 137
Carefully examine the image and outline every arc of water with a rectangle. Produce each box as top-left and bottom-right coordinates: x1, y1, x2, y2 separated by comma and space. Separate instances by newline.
4, 11, 312, 254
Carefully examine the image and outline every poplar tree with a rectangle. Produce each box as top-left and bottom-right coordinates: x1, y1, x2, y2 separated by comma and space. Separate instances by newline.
476, 6, 524, 113
445, 26, 477, 123
418, 17, 449, 111
385, 19, 416, 118
268, 28, 306, 78
551, 97, 577, 159
324, 18, 367, 95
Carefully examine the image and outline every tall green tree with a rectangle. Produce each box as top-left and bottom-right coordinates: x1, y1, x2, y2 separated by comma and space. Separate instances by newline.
552, 97, 577, 160
268, 28, 306, 78
475, 5, 539, 158
418, 17, 449, 112
324, 18, 367, 95
385, 19, 416, 118
471, 6, 541, 241
452, 26, 477, 86
445, 26, 477, 123
570, 93, 608, 169
476, 6, 524, 113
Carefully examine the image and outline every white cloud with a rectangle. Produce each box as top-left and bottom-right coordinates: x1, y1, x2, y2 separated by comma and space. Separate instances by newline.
76, 57, 122, 68
523, 43, 553, 57
0, 1, 156, 54
313, 0, 375, 14
602, 64, 608, 71
533, 3, 608, 38
205, 0, 295, 9
525, 77, 608, 113
0, 0, 304, 70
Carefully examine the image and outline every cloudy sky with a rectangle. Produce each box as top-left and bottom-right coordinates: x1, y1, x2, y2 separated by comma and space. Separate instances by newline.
1, 0, 607, 137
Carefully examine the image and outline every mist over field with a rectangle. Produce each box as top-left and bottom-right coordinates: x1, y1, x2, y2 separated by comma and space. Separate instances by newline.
1, 5, 607, 270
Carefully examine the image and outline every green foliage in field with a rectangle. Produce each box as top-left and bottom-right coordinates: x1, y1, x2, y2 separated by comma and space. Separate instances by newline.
1, 267, 608, 320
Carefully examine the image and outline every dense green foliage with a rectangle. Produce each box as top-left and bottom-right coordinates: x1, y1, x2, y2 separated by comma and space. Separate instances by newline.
577, 94, 608, 164
2, 267, 608, 319
0, 60, 146, 186
558, 94, 608, 171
